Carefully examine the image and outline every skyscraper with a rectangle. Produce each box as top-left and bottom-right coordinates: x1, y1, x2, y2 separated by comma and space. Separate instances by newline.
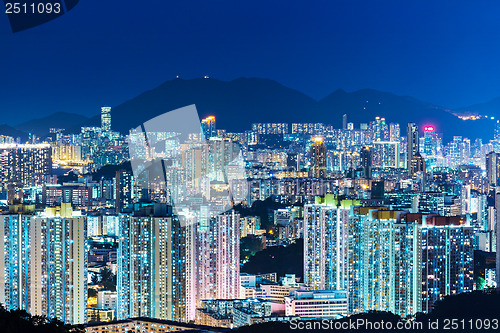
407, 123, 419, 173
101, 107, 112, 132
309, 137, 326, 178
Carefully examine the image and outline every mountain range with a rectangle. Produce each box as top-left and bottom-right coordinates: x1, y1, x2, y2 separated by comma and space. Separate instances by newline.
1, 77, 498, 141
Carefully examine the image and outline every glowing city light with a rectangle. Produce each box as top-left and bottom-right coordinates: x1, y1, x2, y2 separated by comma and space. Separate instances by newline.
424, 126, 435, 132
312, 136, 324, 143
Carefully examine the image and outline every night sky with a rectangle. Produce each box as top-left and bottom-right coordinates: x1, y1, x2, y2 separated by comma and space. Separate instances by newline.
2, 0, 500, 124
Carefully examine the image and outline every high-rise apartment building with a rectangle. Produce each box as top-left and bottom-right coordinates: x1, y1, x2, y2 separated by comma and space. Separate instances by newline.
252, 123, 288, 135
115, 169, 134, 213
116, 207, 186, 321
0, 203, 87, 324
389, 123, 400, 142
0, 144, 52, 187
303, 204, 348, 291
192, 210, 240, 321
418, 216, 474, 313
291, 123, 324, 135
393, 222, 422, 317
215, 211, 240, 300
410, 152, 426, 180
372, 141, 400, 168
116, 214, 131, 320
359, 146, 372, 179
52, 144, 82, 162
350, 209, 400, 314
346, 209, 474, 317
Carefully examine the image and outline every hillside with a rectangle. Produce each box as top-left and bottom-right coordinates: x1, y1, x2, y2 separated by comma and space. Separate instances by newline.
10, 78, 498, 140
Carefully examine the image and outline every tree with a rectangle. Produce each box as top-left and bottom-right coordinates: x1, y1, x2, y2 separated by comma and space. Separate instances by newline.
0, 304, 83, 333
88, 288, 98, 298
100, 267, 117, 291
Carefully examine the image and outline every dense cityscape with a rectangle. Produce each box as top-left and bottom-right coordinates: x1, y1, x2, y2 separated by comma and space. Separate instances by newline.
0, 105, 498, 331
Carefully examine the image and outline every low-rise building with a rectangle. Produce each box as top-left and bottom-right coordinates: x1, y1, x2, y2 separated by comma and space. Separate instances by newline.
85, 317, 227, 333
285, 290, 348, 319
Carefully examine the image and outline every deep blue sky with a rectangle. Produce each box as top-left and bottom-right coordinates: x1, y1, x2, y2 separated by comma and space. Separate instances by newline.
2, 0, 500, 125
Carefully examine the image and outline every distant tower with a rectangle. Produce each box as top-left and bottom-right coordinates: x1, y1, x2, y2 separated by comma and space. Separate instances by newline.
342, 114, 348, 130
423, 126, 436, 156
389, 123, 400, 142
495, 120, 500, 143
410, 152, 426, 180
310, 137, 327, 178
407, 123, 419, 173
201, 116, 216, 139
360, 146, 372, 179
115, 169, 134, 214
287, 152, 299, 171
101, 107, 111, 131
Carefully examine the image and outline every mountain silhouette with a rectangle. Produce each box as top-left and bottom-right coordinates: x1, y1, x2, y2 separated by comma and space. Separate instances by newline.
317, 88, 493, 140
0, 124, 28, 141
455, 96, 500, 119
12, 78, 497, 141
88, 77, 318, 134
15, 112, 90, 137
100, 77, 492, 140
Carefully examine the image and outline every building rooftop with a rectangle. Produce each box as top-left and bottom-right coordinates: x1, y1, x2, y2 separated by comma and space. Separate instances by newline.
85, 316, 230, 332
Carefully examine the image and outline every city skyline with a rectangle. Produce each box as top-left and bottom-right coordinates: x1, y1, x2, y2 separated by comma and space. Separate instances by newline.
2, 1, 500, 332
0, 107, 499, 330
